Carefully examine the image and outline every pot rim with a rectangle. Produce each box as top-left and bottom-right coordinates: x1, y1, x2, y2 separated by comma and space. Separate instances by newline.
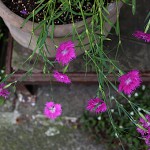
0, 0, 123, 36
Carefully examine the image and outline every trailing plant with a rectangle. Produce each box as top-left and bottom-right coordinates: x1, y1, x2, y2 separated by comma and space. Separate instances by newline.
0, 0, 150, 149
79, 85, 150, 150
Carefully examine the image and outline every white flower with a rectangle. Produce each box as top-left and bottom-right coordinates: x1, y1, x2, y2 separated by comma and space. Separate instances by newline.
115, 133, 119, 138
97, 116, 101, 120
119, 125, 123, 129
111, 109, 114, 113
138, 108, 142, 111
134, 93, 138, 97
110, 96, 115, 100
142, 85, 146, 90
1, 70, 4, 73
130, 111, 134, 116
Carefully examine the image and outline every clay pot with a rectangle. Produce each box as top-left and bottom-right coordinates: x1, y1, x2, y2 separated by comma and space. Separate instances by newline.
0, 1, 123, 58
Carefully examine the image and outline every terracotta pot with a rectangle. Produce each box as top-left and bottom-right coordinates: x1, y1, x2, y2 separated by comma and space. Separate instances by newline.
0, 1, 123, 58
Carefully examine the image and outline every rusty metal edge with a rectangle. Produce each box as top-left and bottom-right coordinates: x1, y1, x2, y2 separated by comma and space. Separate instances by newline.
5, 72, 150, 84
5, 33, 13, 74
5, 34, 150, 84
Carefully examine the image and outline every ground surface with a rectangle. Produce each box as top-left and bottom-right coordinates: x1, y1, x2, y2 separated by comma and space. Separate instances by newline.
0, 84, 107, 150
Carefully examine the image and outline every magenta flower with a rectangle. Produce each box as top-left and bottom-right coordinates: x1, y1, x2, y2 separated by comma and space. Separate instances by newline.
137, 115, 150, 147
55, 41, 76, 66
0, 83, 10, 99
145, 139, 150, 147
53, 70, 71, 84
133, 31, 150, 43
44, 101, 62, 120
86, 98, 107, 113
118, 70, 141, 95
95, 102, 107, 113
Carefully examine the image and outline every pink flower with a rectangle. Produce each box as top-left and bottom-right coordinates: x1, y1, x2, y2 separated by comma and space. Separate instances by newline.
118, 70, 141, 95
137, 127, 146, 136
137, 115, 150, 147
145, 136, 150, 146
53, 71, 71, 84
44, 101, 62, 120
95, 102, 107, 113
86, 98, 107, 113
133, 31, 150, 43
56, 41, 76, 66
0, 83, 10, 99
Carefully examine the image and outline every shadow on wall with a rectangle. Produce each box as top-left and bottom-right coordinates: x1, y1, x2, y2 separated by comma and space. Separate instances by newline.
0, 18, 8, 68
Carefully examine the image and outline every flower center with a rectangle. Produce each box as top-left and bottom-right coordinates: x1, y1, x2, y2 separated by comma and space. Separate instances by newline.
49, 106, 56, 113
61, 50, 68, 56
147, 122, 150, 126
60, 75, 64, 79
94, 102, 102, 110
125, 78, 132, 85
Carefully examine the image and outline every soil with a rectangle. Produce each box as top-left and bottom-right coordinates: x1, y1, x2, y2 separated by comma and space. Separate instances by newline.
2, 0, 114, 25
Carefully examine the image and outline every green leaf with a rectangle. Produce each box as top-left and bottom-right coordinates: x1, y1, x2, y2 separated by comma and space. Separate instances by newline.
132, 0, 136, 15
0, 96, 5, 105
12, 86, 16, 93
136, 124, 147, 131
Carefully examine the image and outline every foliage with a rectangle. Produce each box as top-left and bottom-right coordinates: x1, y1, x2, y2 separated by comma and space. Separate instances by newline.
0, 0, 150, 149
0, 69, 5, 81
79, 85, 150, 150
